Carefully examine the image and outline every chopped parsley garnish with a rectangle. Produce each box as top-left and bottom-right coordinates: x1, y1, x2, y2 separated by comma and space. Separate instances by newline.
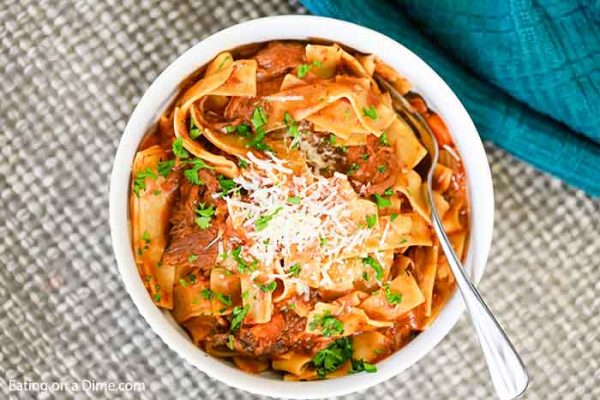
231, 247, 257, 273
329, 134, 337, 145
238, 158, 248, 169
377, 165, 386, 173
319, 236, 328, 247
172, 137, 189, 159
183, 158, 213, 185
145, 275, 151, 282
384, 284, 403, 305
384, 187, 394, 196
379, 132, 390, 146
224, 125, 235, 134
152, 189, 161, 196
312, 337, 352, 377
236, 123, 251, 138
296, 60, 321, 78
153, 293, 161, 302
351, 359, 377, 374
141, 230, 151, 243
188, 254, 198, 262
227, 334, 235, 350
296, 63, 311, 78
200, 288, 213, 300
372, 193, 392, 208
187, 273, 197, 284
132, 167, 157, 196
248, 106, 272, 152
230, 305, 250, 332
157, 159, 175, 177
189, 116, 202, 139
390, 213, 399, 222
288, 263, 301, 277
361, 153, 369, 161
254, 207, 283, 232
284, 112, 300, 143
362, 256, 384, 281
309, 310, 344, 337
287, 196, 301, 205
259, 281, 277, 293
217, 174, 237, 194
194, 203, 215, 230
216, 293, 232, 306
366, 214, 377, 229
362, 271, 369, 281
362, 105, 378, 120
346, 163, 360, 176
179, 278, 189, 287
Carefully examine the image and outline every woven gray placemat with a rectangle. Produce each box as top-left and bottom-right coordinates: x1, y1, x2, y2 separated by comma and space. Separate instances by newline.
1, 1, 598, 399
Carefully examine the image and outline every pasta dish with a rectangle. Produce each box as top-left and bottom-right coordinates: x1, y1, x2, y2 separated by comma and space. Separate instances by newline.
129, 41, 469, 379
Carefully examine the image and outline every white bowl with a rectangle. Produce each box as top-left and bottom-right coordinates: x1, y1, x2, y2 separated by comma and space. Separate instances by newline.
109, 15, 494, 399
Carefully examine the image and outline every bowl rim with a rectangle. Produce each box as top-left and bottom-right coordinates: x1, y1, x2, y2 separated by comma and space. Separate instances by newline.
109, 14, 494, 399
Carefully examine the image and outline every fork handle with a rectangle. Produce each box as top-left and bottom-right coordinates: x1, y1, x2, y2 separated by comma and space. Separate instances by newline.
432, 215, 529, 400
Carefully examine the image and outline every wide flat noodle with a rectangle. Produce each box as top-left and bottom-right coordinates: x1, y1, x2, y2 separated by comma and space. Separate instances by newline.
173, 279, 212, 322
240, 275, 273, 324
264, 76, 396, 136
359, 269, 425, 321
305, 302, 393, 337
131, 145, 177, 309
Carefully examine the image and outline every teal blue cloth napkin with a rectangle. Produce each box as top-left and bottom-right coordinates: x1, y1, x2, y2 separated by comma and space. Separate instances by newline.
301, 0, 600, 196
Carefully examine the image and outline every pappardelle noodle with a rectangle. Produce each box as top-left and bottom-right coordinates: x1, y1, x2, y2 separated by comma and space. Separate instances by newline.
130, 41, 469, 379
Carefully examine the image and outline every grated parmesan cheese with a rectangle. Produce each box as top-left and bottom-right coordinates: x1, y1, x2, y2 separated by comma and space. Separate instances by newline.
223, 152, 372, 288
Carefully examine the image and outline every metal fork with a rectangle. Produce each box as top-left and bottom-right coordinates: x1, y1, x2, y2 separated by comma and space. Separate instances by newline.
375, 75, 529, 400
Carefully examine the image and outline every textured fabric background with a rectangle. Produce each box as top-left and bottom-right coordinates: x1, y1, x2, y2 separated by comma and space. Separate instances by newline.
0, 1, 599, 399
302, 0, 600, 196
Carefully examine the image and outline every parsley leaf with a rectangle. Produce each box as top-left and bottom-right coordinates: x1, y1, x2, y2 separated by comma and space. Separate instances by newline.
362, 106, 378, 120
238, 158, 248, 169
227, 334, 235, 350
372, 193, 392, 208
189, 116, 202, 139
216, 293, 232, 306
346, 163, 360, 176
230, 305, 250, 332
296, 63, 311, 78
284, 112, 300, 141
351, 359, 377, 374
236, 123, 251, 138
259, 281, 277, 293
366, 214, 377, 229
390, 213, 399, 222
157, 160, 175, 177
184, 158, 213, 185
200, 288, 213, 300
231, 247, 257, 273
288, 263, 301, 277
248, 106, 272, 152
254, 207, 283, 232
384, 187, 394, 196
287, 196, 301, 205
312, 337, 353, 377
217, 174, 237, 194
195, 203, 215, 230
172, 137, 189, 159
379, 132, 389, 146
363, 256, 384, 281
384, 284, 403, 305
188, 254, 198, 262
377, 165, 386, 173
132, 167, 157, 197
329, 134, 337, 145
309, 310, 344, 337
